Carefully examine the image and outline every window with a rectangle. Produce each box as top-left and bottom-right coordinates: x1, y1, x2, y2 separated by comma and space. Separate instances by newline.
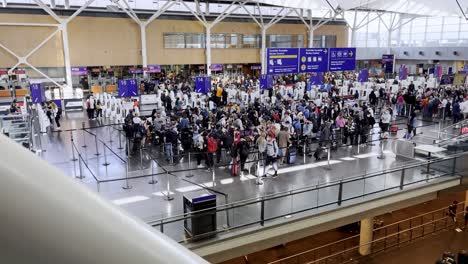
226, 34, 239, 48
185, 33, 204, 48
296, 35, 304, 48
164, 33, 185, 48
242, 34, 260, 48
268, 34, 294, 48
324, 35, 337, 48
211, 34, 226, 48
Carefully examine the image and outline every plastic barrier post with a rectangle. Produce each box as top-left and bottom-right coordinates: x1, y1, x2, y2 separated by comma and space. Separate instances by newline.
108, 126, 113, 143
76, 155, 85, 179
140, 146, 144, 170
118, 132, 123, 150
303, 144, 306, 164
325, 147, 331, 170
255, 161, 263, 185
94, 134, 100, 156
377, 139, 385, 159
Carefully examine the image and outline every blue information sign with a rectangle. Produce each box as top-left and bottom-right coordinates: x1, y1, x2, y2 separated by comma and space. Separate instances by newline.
195, 76, 211, 94
266, 48, 299, 74
299, 48, 329, 73
118, 79, 138, 97
382, 54, 394, 74
259, 74, 274, 90
358, 69, 369, 82
310, 72, 324, 85
399, 65, 408, 80
30, 83, 45, 103
328, 48, 356, 71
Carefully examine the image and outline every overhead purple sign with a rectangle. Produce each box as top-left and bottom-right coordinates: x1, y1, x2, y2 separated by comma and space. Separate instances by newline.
399, 65, 408, 80
310, 72, 324, 85
30, 83, 45, 104
195, 76, 211, 94
71, 67, 88, 75
358, 69, 369, 82
118, 79, 138, 97
146, 65, 161, 73
434, 65, 443, 78
259, 74, 273, 90
209, 64, 223, 71
251, 65, 262, 70
129, 67, 143, 74
381, 54, 394, 74
266, 48, 299, 74
299, 48, 329, 73
328, 48, 356, 71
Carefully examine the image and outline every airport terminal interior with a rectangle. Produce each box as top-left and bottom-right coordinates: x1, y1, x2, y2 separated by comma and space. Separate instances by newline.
4, 0, 468, 263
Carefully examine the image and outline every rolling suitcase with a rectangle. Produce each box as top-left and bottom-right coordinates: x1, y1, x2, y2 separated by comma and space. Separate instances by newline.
287, 149, 297, 164
231, 159, 239, 176
390, 124, 398, 134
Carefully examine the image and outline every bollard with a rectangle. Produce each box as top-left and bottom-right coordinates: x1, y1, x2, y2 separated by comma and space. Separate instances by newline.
255, 160, 263, 185
164, 172, 174, 201
102, 142, 110, 166
76, 155, 85, 179
70, 132, 77, 162
186, 152, 194, 178
94, 135, 100, 156
108, 126, 113, 143
148, 160, 158, 184
81, 122, 87, 148
122, 162, 133, 190
118, 132, 123, 150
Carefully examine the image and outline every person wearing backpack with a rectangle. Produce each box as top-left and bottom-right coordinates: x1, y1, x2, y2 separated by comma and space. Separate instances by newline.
263, 134, 279, 178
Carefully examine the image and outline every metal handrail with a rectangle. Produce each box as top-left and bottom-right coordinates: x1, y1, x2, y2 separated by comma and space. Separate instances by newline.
147, 152, 464, 226
268, 202, 466, 264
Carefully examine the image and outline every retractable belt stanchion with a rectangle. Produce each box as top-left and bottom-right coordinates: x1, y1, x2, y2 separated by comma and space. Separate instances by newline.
255, 160, 263, 185
164, 172, 174, 201
325, 146, 331, 170
70, 132, 77, 162
303, 144, 306, 164
123, 139, 132, 190
140, 145, 144, 169
76, 154, 85, 179
186, 151, 194, 178
377, 138, 385, 159
94, 134, 100, 156
118, 131, 123, 150
148, 160, 157, 184
81, 122, 87, 148
102, 142, 110, 166
108, 126, 113, 143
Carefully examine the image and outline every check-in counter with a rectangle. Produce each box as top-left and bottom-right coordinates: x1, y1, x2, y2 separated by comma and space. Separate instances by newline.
105, 85, 117, 93
0, 90, 11, 98
91, 86, 103, 94
15, 89, 28, 97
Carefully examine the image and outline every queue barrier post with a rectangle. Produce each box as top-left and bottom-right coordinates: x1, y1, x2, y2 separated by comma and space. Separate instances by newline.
94, 134, 100, 156
118, 132, 123, 150
70, 132, 77, 162
148, 160, 158, 185
255, 160, 263, 185
140, 145, 144, 170
186, 151, 194, 178
303, 144, 306, 164
325, 146, 331, 170
164, 172, 174, 201
81, 122, 87, 148
76, 154, 85, 179
108, 126, 113, 143
122, 162, 133, 190
102, 142, 110, 166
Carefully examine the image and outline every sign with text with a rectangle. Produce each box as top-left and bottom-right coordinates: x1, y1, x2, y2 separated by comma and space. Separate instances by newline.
299, 48, 329, 73
399, 65, 408, 80
71, 67, 88, 75
146, 65, 161, 73
195, 76, 211, 94
209, 64, 223, 71
434, 65, 443, 78
266, 48, 299, 74
30, 83, 45, 104
118, 79, 138, 97
358, 69, 369, 82
328, 48, 356, 71
129, 67, 143, 74
310, 72, 324, 85
381, 54, 394, 73
259, 74, 274, 90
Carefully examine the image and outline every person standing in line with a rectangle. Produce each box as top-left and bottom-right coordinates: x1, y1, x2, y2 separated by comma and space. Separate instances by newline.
448, 201, 458, 223
95, 99, 103, 119
263, 133, 278, 178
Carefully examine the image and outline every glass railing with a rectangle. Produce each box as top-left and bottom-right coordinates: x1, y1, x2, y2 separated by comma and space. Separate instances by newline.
0, 114, 31, 146
146, 153, 466, 243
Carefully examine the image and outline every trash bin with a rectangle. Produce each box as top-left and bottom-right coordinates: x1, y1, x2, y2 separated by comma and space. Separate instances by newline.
183, 191, 217, 240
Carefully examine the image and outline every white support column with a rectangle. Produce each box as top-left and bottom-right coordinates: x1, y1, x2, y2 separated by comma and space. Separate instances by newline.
140, 24, 148, 77
206, 25, 211, 76
61, 24, 73, 90
308, 10, 313, 48
351, 10, 358, 46
359, 217, 374, 256
387, 29, 392, 54
261, 27, 266, 74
